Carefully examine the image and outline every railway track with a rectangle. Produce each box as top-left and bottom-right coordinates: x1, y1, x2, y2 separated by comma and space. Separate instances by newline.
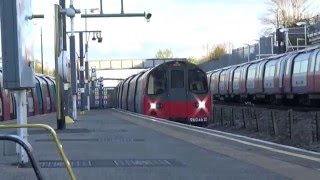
209, 100, 320, 149
213, 100, 320, 112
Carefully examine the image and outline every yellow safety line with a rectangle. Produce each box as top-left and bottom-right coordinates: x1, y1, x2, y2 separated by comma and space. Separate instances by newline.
0, 124, 76, 180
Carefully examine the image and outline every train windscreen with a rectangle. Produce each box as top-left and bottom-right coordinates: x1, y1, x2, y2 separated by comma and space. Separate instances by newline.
171, 70, 184, 88
147, 70, 167, 95
188, 69, 208, 94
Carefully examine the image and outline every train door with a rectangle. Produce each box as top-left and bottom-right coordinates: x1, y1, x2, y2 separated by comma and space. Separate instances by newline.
45, 77, 56, 112
35, 79, 44, 114
168, 63, 187, 119
32, 87, 40, 115
40, 77, 52, 112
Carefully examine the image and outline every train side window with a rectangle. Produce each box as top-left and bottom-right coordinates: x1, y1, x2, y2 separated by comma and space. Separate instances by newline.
233, 68, 241, 83
293, 61, 301, 74
270, 65, 275, 76
171, 70, 184, 88
147, 70, 166, 95
247, 64, 257, 80
220, 72, 226, 84
188, 69, 208, 94
264, 60, 276, 77
293, 52, 310, 74
300, 59, 308, 73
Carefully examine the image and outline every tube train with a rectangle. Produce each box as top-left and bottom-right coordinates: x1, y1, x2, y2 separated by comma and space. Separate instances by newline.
207, 46, 320, 105
115, 60, 212, 124
0, 71, 56, 121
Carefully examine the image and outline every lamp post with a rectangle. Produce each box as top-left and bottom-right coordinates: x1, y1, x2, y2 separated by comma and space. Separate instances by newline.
83, 8, 99, 111
297, 21, 307, 47
280, 28, 289, 52
40, 26, 44, 74
255, 39, 260, 59
60, 0, 81, 122
271, 34, 274, 55
67, 30, 102, 113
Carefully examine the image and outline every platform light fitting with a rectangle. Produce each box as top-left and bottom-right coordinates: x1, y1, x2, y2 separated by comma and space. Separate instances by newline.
92, 33, 96, 41
98, 37, 103, 43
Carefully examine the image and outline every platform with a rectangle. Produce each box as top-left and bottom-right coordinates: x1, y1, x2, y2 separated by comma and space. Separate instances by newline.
1, 109, 320, 180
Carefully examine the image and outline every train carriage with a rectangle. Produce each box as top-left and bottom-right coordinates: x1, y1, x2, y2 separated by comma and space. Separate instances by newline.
0, 68, 57, 121
117, 60, 211, 124
128, 72, 145, 112
207, 46, 320, 106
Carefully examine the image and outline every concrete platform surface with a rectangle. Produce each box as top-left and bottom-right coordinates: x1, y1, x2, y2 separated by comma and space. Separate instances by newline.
0, 109, 320, 180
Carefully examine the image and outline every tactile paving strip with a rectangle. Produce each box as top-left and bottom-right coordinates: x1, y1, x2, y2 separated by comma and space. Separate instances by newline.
28, 128, 91, 134
38, 159, 184, 168
35, 137, 144, 142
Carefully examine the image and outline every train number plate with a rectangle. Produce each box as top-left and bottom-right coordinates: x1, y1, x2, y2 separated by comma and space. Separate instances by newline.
189, 117, 208, 122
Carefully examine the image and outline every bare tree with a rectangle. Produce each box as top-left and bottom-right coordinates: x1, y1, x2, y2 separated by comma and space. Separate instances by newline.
261, 0, 312, 28
201, 43, 227, 62
155, 48, 174, 58
222, 41, 234, 54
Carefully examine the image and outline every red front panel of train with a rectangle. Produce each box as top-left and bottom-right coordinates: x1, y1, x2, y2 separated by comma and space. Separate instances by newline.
143, 96, 211, 122
143, 97, 170, 119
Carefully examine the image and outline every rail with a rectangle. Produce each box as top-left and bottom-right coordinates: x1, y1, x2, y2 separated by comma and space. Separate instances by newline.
0, 134, 44, 180
0, 124, 76, 180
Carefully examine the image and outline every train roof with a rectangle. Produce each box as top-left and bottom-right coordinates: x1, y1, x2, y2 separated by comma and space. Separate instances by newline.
206, 46, 320, 74
117, 59, 203, 85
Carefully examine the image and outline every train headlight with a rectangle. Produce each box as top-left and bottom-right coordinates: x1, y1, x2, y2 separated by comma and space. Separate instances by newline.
194, 100, 206, 109
150, 102, 163, 109
198, 101, 206, 109
150, 103, 156, 109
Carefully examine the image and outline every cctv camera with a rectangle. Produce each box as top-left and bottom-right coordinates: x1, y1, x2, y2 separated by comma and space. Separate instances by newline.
98, 37, 103, 43
145, 13, 152, 21
92, 36, 96, 41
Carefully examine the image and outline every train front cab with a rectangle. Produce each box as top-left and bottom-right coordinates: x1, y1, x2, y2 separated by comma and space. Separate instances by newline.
187, 67, 211, 124
143, 61, 211, 124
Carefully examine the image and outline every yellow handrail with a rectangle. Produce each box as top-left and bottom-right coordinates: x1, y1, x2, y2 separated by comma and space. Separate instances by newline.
0, 124, 76, 180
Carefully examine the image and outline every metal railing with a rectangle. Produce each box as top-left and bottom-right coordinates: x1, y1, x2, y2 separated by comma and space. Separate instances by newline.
0, 124, 76, 180
0, 134, 44, 180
